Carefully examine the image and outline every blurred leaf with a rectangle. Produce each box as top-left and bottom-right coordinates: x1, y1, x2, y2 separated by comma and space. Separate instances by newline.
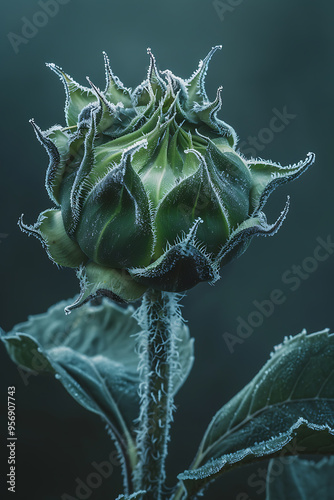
266, 456, 334, 499
1, 297, 193, 460
178, 329, 334, 497
2, 298, 139, 435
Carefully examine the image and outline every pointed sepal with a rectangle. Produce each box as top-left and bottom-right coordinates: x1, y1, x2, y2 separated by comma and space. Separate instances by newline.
186, 45, 222, 106
103, 51, 132, 106
59, 105, 98, 237
30, 119, 71, 205
18, 209, 88, 268
65, 263, 148, 314
75, 139, 154, 268
86, 76, 133, 135
248, 152, 315, 213
129, 219, 217, 292
194, 87, 238, 143
147, 47, 166, 98
154, 147, 251, 255
47, 63, 96, 127
216, 198, 290, 270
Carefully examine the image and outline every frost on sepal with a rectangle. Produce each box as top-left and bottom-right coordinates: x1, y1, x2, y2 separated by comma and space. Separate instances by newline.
103, 51, 132, 107
177, 328, 334, 498
30, 119, 69, 205
65, 263, 148, 314
74, 140, 154, 269
194, 87, 237, 144
86, 76, 132, 136
18, 210, 88, 268
65, 106, 99, 237
154, 147, 247, 257
132, 48, 167, 108
186, 46, 222, 109
147, 48, 166, 96
47, 62, 96, 127
248, 152, 315, 214
215, 198, 290, 271
184, 46, 237, 144
129, 219, 217, 292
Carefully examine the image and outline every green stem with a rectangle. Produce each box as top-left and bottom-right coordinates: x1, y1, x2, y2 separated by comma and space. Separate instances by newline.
134, 289, 180, 499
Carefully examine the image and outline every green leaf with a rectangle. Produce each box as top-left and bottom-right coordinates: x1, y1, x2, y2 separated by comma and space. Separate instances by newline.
1, 298, 139, 456
266, 456, 334, 500
178, 329, 334, 497
1, 296, 193, 454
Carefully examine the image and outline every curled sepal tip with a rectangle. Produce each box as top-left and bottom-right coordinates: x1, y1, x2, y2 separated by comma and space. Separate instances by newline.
129, 218, 218, 292
18, 210, 88, 268
29, 119, 65, 204
147, 47, 166, 96
249, 152, 315, 214
186, 45, 222, 105
216, 197, 290, 271
46, 62, 96, 127
102, 51, 132, 106
64, 263, 147, 314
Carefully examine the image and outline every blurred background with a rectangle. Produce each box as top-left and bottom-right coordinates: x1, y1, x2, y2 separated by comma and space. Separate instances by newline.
0, 0, 333, 498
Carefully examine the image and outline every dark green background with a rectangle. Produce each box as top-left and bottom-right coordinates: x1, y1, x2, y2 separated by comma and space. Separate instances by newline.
1, 0, 333, 499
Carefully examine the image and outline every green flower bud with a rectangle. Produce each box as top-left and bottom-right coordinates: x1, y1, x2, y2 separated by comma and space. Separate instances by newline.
20, 46, 314, 312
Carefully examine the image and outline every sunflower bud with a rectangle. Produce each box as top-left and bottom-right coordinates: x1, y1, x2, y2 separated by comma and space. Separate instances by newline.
20, 46, 314, 311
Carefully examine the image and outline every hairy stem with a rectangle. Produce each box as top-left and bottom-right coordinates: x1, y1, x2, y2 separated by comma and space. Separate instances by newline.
134, 290, 182, 499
